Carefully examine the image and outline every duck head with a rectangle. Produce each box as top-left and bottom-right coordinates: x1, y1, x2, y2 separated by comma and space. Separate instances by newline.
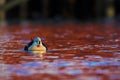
33, 37, 42, 47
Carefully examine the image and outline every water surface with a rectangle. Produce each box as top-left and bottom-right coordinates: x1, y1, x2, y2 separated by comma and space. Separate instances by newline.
0, 23, 120, 80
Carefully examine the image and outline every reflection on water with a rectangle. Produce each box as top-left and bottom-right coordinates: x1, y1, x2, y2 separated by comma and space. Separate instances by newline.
0, 24, 120, 80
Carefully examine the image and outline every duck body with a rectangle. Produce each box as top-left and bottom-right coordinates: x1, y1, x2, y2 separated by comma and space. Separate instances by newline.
24, 37, 47, 54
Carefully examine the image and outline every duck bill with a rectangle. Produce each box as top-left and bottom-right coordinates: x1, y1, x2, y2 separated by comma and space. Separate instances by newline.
37, 41, 41, 47
37, 44, 40, 47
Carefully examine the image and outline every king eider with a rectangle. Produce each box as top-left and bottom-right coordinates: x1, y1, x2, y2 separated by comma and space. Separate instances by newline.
24, 37, 47, 54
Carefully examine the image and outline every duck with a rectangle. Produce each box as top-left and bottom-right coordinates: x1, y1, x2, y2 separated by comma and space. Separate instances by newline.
24, 37, 47, 54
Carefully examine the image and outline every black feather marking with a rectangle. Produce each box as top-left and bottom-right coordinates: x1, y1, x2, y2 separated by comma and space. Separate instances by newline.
24, 40, 33, 51
42, 42, 48, 50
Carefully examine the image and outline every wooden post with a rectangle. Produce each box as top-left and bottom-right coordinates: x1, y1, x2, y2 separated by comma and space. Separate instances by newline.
69, 0, 75, 19
106, 0, 115, 19
20, 2, 27, 22
0, 0, 6, 26
42, 0, 49, 18
95, 0, 102, 20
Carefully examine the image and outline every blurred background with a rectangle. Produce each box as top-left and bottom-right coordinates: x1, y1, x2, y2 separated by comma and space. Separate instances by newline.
0, 1, 120, 80
0, 0, 119, 25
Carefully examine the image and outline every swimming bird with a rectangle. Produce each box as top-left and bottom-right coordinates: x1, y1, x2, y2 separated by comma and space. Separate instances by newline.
24, 37, 47, 54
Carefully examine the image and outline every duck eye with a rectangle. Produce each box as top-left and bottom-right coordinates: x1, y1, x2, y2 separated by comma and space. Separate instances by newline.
38, 41, 40, 44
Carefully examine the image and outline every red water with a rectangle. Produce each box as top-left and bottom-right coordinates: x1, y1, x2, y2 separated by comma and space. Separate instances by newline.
0, 23, 120, 80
